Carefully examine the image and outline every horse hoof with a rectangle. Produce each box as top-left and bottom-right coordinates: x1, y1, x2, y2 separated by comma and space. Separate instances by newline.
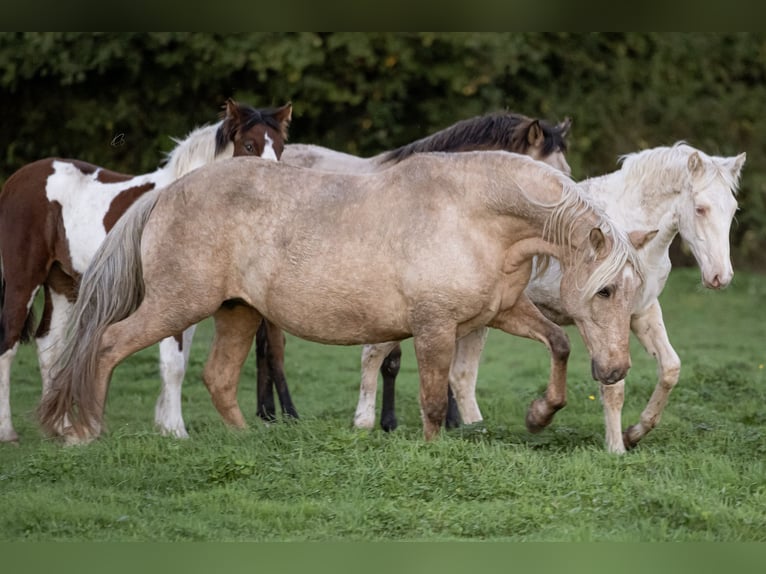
525, 399, 553, 433
380, 415, 398, 432
622, 425, 641, 450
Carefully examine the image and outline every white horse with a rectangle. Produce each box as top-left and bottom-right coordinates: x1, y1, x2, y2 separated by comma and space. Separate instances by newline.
355, 142, 746, 453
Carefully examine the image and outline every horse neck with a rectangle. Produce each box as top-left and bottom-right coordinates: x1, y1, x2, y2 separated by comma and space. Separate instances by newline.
161, 122, 230, 180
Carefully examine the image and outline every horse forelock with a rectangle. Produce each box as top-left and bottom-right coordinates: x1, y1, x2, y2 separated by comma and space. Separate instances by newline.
381, 112, 566, 165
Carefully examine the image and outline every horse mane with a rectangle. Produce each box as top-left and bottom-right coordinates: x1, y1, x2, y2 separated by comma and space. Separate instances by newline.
538, 183, 642, 298
380, 112, 569, 165
162, 123, 223, 180
618, 141, 743, 195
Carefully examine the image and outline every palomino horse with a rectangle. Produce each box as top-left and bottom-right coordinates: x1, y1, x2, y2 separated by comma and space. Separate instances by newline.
363, 142, 746, 453
250, 111, 572, 425
0, 99, 291, 443
39, 151, 650, 444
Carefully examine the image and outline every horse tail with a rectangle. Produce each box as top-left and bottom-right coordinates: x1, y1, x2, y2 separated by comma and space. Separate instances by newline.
38, 189, 162, 439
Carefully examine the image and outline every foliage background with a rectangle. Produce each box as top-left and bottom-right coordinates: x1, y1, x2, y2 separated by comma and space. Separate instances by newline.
1, 32, 764, 267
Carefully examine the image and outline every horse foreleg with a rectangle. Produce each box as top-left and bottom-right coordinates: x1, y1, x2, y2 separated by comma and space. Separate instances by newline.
202, 304, 261, 429
600, 379, 626, 453
622, 300, 680, 450
35, 289, 75, 437
264, 320, 298, 419
0, 343, 20, 443
448, 327, 489, 426
412, 326, 456, 441
155, 325, 196, 438
379, 344, 402, 431
489, 295, 571, 433
354, 341, 399, 430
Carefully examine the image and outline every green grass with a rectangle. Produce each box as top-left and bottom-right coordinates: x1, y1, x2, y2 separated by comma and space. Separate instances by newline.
1, 268, 765, 541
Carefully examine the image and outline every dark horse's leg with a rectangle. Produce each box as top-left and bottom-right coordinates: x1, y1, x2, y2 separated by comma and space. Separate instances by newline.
379, 344, 461, 431
255, 320, 298, 421
379, 345, 402, 431
444, 386, 462, 429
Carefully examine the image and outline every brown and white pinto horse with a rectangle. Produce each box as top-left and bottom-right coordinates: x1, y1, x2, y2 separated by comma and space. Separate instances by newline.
0, 99, 291, 443
253, 112, 572, 425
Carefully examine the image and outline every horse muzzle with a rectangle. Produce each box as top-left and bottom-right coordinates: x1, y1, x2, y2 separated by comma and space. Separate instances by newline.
591, 360, 630, 385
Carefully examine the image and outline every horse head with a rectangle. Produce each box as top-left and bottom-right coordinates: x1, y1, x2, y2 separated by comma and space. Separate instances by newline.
217, 99, 292, 161
524, 116, 572, 176
676, 147, 746, 290
555, 213, 652, 385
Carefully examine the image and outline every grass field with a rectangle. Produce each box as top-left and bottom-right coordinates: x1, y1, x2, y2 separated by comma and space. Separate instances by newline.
1, 268, 764, 541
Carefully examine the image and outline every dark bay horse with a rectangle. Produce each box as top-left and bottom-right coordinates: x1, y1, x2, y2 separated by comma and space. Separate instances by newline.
253, 111, 572, 426
39, 151, 648, 444
0, 99, 291, 443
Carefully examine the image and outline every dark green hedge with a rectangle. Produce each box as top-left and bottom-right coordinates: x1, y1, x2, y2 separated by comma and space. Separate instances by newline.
2, 33, 764, 268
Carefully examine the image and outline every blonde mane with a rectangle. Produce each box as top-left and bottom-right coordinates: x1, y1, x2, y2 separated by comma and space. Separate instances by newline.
537, 182, 641, 298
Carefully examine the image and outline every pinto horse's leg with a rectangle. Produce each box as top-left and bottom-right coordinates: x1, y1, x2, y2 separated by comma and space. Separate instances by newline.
448, 327, 489, 426
155, 325, 196, 439
354, 341, 399, 430
412, 325, 457, 441
488, 295, 571, 433
202, 303, 262, 429
264, 320, 298, 419
255, 321, 277, 421
379, 344, 402, 431
621, 299, 681, 451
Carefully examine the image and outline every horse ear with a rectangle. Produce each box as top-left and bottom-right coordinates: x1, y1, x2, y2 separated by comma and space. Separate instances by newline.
224, 98, 241, 121
274, 102, 293, 139
527, 120, 544, 147
628, 229, 659, 250
730, 152, 747, 176
588, 227, 607, 258
687, 151, 704, 175
558, 117, 572, 138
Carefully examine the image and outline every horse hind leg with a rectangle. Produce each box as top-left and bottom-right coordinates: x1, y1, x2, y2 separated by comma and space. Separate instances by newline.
202, 302, 262, 429
354, 341, 399, 430
255, 321, 277, 422
263, 320, 298, 420
155, 325, 196, 439
379, 343, 402, 432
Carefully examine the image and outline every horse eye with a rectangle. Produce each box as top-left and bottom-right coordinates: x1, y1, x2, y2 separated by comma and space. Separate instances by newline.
695, 205, 708, 216
244, 142, 255, 153
596, 287, 612, 298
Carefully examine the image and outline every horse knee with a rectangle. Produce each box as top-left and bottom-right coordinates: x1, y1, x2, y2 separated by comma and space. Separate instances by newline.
549, 329, 570, 361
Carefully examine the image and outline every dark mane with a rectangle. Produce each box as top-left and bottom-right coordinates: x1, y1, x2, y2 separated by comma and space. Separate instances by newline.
380, 112, 569, 165
215, 103, 290, 155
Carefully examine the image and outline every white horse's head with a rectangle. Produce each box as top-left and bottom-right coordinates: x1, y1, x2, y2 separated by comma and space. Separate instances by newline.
677, 148, 746, 289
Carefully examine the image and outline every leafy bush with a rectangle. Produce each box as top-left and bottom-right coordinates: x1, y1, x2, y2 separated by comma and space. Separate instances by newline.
2, 33, 764, 268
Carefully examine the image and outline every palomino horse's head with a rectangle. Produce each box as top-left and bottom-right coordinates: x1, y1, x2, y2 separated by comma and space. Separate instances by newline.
551, 193, 650, 385
675, 147, 746, 289
217, 99, 292, 160
524, 116, 572, 176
